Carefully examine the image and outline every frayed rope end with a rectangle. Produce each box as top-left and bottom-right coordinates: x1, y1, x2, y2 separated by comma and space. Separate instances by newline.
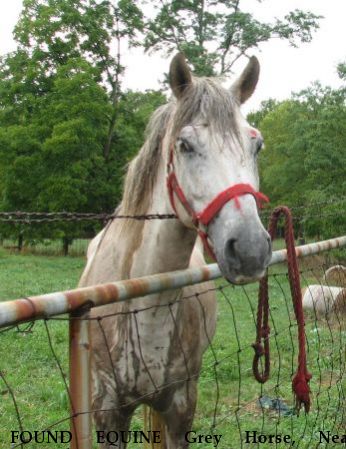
292, 371, 312, 414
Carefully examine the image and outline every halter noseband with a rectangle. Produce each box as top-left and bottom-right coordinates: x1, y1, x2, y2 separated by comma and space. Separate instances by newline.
166, 143, 269, 260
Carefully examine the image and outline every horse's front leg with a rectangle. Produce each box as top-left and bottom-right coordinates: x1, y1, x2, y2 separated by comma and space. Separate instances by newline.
162, 381, 198, 449
93, 402, 135, 449
92, 370, 135, 449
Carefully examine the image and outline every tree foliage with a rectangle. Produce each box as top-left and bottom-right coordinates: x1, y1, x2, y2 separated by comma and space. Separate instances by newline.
143, 0, 321, 76
0, 0, 331, 246
0, 1, 164, 247
13, 0, 143, 88
0, 1, 161, 213
254, 80, 346, 238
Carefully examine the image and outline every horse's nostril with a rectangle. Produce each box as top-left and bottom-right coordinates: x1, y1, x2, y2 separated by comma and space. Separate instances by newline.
225, 238, 237, 261
267, 236, 272, 252
223, 234, 271, 275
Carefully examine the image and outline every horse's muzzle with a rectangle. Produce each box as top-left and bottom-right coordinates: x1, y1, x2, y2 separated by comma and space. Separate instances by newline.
209, 211, 272, 284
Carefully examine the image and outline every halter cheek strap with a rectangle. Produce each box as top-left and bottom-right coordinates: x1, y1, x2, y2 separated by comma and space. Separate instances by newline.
167, 171, 198, 225
166, 145, 269, 260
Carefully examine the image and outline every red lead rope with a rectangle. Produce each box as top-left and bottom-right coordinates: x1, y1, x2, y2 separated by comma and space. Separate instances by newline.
252, 206, 312, 413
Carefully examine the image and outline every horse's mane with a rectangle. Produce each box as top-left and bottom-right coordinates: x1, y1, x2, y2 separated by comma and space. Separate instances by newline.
120, 102, 174, 218
120, 77, 239, 218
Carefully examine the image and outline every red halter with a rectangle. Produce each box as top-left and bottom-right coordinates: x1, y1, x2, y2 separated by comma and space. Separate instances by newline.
166, 144, 269, 260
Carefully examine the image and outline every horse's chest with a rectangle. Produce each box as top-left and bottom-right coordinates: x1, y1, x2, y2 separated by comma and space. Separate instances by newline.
114, 313, 187, 394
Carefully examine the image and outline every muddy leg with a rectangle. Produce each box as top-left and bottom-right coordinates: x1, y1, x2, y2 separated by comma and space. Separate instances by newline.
93, 404, 134, 449
162, 381, 198, 449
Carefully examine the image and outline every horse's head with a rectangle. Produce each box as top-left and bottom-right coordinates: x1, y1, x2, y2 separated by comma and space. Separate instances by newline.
166, 53, 271, 284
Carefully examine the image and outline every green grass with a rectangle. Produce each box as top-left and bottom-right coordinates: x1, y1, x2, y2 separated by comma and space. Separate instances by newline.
0, 250, 345, 449
0, 251, 85, 448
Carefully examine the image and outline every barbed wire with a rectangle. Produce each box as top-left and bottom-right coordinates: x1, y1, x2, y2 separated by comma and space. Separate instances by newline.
0, 211, 177, 223
0, 195, 344, 223
0, 210, 343, 224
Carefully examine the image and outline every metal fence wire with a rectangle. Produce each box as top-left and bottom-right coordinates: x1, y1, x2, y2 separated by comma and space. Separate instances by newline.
0, 204, 345, 449
0, 195, 344, 256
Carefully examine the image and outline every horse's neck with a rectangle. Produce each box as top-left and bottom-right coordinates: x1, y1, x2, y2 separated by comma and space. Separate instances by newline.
129, 165, 196, 279
119, 169, 197, 350
81, 157, 196, 295
129, 221, 196, 277
82, 147, 198, 356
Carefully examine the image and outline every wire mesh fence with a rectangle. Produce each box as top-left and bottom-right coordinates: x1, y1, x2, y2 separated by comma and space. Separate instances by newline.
0, 242, 345, 449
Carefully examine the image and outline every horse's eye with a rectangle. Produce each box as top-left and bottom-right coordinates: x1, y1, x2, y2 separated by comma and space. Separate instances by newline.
256, 138, 264, 154
179, 138, 194, 154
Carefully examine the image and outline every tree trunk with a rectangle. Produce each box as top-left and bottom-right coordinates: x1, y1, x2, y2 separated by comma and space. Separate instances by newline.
18, 234, 24, 252
103, 113, 117, 161
62, 237, 72, 256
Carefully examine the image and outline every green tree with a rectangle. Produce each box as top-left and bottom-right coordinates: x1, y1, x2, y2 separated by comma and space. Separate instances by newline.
247, 98, 279, 129
2, 0, 144, 158
0, 0, 166, 251
143, 0, 321, 76
253, 81, 346, 239
258, 99, 310, 206
0, 58, 110, 249
296, 84, 346, 237
37, 58, 112, 212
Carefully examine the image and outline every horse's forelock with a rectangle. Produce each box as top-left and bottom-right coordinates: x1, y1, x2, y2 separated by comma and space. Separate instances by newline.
172, 77, 240, 141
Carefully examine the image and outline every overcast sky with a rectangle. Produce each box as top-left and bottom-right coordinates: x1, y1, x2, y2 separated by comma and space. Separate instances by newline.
1, 0, 345, 113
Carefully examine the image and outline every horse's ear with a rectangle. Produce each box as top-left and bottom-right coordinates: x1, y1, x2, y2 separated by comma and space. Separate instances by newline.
231, 56, 260, 104
169, 53, 192, 99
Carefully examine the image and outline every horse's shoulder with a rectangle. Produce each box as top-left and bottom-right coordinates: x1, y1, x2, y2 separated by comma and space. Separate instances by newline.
180, 238, 217, 339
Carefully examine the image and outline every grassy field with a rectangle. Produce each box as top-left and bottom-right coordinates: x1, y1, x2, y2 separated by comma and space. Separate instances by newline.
0, 248, 345, 449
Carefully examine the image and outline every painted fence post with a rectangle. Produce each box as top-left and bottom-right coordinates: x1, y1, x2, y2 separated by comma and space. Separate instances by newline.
69, 308, 92, 449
